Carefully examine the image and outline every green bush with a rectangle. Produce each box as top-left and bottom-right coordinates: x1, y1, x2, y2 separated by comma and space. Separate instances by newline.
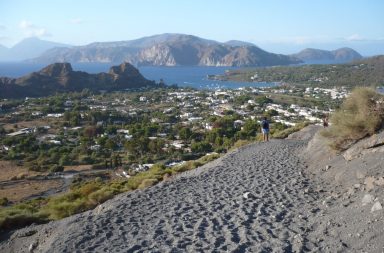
88, 189, 114, 205
43, 198, 89, 220
49, 164, 64, 172
272, 121, 310, 139
138, 178, 159, 189
126, 164, 166, 190
321, 87, 384, 151
0, 197, 9, 206
0, 201, 48, 230
231, 139, 252, 150
173, 153, 220, 173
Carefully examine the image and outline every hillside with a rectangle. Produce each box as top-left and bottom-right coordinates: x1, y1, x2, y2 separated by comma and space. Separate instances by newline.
209, 55, 384, 88
0, 62, 159, 98
29, 33, 302, 67
1, 125, 383, 252
292, 47, 362, 63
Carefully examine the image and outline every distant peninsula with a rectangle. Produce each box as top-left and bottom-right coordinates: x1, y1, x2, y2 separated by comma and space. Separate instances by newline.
0, 62, 161, 98
208, 55, 384, 88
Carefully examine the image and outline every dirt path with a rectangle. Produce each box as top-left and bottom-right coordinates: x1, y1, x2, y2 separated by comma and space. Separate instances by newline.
2, 137, 327, 252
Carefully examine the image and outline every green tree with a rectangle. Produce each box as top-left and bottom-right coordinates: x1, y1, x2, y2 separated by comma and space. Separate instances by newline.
179, 127, 192, 141
105, 139, 117, 150
191, 141, 212, 153
256, 96, 273, 106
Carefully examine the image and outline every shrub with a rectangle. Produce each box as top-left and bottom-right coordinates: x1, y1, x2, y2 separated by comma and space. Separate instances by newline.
231, 139, 252, 150
321, 87, 384, 151
49, 164, 64, 173
0, 212, 46, 230
125, 164, 165, 190
16, 173, 28, 180
88, 189, 114, 205
173, 161, 194, 173
272, 121, 310, 139
173, 153, 220, 173
138, 178, 158, 189
0, 197, 9, 206
0, 202, 48, 230
43, 198, 89, 220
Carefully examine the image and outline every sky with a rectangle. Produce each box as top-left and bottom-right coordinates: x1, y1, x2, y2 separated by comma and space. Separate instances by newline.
0, 0, 383, 56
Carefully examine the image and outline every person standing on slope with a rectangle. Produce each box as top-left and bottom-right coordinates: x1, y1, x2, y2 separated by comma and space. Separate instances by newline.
261, 117, 270, 142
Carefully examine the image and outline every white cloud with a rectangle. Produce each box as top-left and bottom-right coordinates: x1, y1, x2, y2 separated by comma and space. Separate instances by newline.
345, 34, 364, 41
69, 18, 84, 24
0, 24, 6, 30
19, 20, 52, 37
19, 20, 35, 29
33, 28, 52, 37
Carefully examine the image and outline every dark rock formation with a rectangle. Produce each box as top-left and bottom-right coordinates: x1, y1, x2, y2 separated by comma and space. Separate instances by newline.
0, 62, 159, 98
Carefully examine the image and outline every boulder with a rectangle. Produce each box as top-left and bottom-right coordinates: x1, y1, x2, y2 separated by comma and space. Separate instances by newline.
343, 131, 384, 161
362, 194, 374, 206
371, 201, 383, 212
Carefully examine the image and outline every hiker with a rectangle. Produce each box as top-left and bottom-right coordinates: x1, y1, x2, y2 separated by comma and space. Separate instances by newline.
261, 117, 270, 142
322, 114, 329, 128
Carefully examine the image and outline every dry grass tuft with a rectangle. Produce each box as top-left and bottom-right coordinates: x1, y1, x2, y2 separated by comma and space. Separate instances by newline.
321, 87, 384, 151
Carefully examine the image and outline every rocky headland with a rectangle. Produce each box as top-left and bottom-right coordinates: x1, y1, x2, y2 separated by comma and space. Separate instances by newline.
0, 62, 159, 98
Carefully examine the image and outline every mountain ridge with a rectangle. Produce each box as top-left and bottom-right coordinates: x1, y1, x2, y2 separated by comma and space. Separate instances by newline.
1, 34, 365, 65
28, 33, 302, 67
0, 37, 71, 62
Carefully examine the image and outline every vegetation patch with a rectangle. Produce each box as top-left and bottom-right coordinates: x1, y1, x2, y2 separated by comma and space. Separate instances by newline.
0, 153, 220, 231
321, 87, 384, 151
272, 122, 311, 139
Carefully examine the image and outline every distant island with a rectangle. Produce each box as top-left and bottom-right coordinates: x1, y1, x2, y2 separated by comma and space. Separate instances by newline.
26, 34, 301, 67
0, 62, 161, 98
291, 47, 362, 63
0, 34, 365, 67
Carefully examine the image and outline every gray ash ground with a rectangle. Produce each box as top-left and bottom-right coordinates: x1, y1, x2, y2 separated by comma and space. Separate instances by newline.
2, 126, 384, 252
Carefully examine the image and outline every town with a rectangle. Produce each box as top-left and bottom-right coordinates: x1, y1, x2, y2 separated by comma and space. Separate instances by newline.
0, 85, 347, 175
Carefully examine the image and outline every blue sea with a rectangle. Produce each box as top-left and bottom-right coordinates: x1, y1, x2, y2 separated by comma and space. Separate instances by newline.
0, 62, 277, 90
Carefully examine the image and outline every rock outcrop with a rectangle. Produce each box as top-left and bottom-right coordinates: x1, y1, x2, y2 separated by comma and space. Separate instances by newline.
0, 62, 159, 98
343, 131, 384, 161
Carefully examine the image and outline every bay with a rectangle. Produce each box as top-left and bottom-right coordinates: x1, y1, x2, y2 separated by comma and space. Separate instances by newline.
0, 62, 277, 90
